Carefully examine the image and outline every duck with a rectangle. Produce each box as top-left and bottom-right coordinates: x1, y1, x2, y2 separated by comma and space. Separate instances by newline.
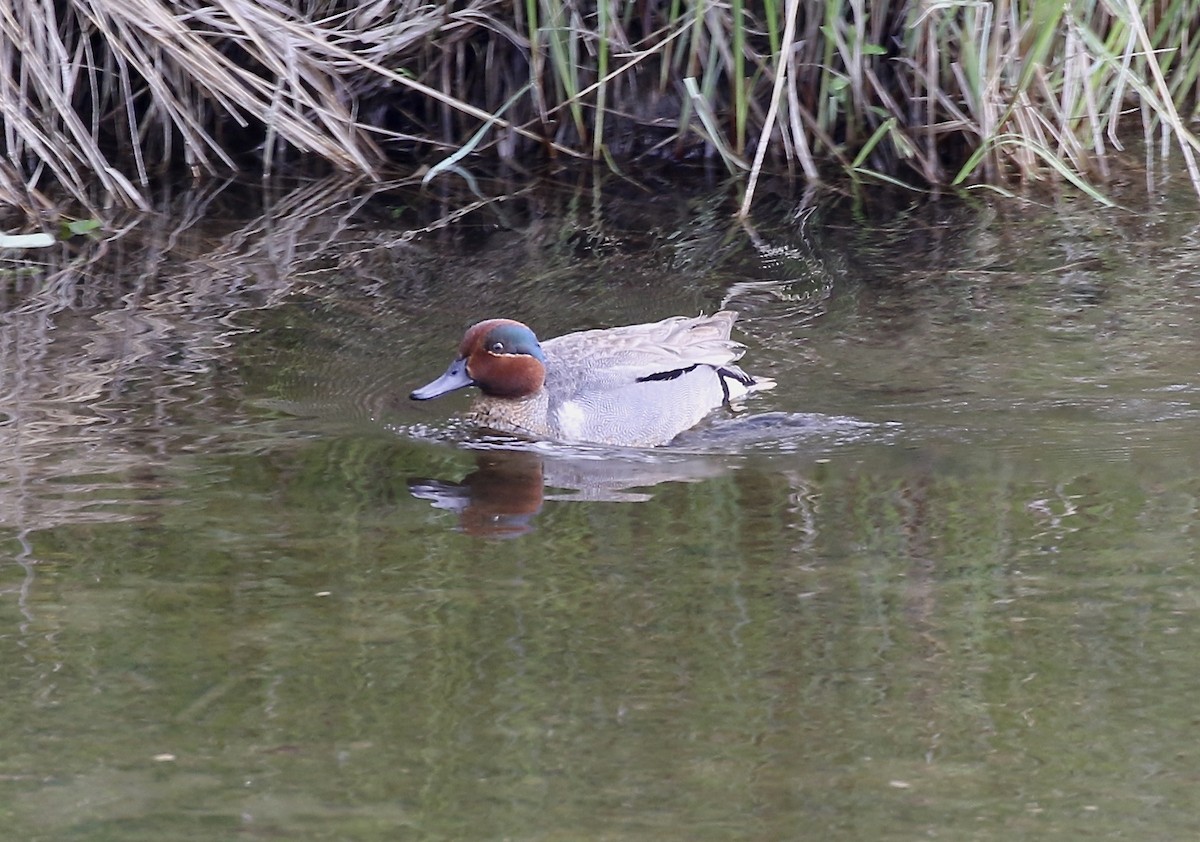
410, 310, 774, 447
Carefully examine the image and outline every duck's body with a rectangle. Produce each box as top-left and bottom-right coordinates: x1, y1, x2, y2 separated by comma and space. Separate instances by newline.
411, 311, 774, 447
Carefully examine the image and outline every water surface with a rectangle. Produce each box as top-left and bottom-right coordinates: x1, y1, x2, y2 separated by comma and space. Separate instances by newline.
1, 176, 1198, 839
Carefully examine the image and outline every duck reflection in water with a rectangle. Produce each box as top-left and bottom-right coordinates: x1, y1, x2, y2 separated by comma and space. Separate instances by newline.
408, 447, 729, 538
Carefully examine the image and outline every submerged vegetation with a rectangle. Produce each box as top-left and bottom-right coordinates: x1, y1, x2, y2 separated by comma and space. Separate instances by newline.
2, 0, 1200, 220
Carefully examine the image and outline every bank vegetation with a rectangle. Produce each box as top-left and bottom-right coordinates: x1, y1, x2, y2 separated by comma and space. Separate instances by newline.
3, 0, 1200, 222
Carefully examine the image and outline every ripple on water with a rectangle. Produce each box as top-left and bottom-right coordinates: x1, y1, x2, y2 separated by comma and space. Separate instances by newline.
671, 411, 897, 453
391, 409, 896, 458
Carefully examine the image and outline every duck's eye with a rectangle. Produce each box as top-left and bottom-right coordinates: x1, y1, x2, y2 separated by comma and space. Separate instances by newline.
488, 341, 505, 353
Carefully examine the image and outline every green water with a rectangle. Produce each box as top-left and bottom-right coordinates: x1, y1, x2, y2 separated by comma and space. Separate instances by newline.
1, 179, 1198, 840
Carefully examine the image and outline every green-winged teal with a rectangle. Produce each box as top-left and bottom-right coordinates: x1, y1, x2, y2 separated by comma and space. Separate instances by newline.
410, 311, 774, 447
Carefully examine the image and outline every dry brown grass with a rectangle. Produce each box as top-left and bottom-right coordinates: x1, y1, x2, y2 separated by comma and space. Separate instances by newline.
2, 0, 1200, 221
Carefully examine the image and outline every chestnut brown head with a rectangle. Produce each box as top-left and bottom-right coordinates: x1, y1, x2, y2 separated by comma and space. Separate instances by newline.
410, 319, 547, 401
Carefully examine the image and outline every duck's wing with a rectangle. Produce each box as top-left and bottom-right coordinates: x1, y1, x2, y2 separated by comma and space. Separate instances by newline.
543, 311, 747, 396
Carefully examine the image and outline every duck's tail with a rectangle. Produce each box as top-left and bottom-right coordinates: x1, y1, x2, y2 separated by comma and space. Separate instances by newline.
717, 365, 776, 405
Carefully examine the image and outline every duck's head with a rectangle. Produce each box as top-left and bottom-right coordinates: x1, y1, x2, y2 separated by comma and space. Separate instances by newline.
410, 319, 547, 401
